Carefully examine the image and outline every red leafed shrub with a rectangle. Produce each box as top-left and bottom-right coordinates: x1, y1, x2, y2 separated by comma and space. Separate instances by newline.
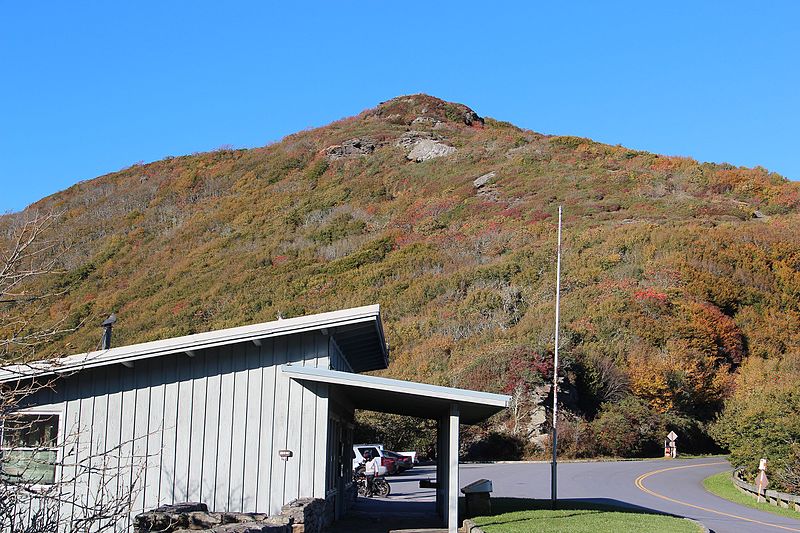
527, 210, 551, 223
503, 350, 553, 393
634, 288, 669, 303
499, 207, 523, 219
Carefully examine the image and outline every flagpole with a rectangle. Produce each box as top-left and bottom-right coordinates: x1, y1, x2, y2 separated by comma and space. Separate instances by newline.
551, 205, 563, 510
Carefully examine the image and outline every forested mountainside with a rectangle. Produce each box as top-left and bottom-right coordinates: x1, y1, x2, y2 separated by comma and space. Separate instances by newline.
2, 95, 799, 480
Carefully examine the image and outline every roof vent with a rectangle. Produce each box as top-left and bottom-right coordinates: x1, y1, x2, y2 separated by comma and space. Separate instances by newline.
101, 313, 117, 350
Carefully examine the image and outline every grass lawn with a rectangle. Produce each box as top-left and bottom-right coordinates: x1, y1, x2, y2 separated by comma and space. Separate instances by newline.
703, 470, 800, 521
470, 499, 701, 533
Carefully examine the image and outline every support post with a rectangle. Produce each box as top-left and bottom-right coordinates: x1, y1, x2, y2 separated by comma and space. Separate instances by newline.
448, 403, 460, 533
551, 205, 563, 510
435, 417, 445, 519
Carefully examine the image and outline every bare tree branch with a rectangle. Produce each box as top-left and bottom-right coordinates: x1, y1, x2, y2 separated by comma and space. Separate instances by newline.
0, 210, 147, 531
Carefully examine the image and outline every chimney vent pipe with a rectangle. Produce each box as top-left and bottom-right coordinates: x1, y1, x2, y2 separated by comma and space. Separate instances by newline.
101, 313, 117, 350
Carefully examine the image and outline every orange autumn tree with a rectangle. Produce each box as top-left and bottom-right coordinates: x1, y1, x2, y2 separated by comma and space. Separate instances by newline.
628, 300, 741, 416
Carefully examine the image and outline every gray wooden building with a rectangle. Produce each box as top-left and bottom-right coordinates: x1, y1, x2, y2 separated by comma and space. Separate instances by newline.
0, 305, 509, 532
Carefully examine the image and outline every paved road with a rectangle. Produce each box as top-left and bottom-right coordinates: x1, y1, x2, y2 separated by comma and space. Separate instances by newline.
459, 458, 800, 533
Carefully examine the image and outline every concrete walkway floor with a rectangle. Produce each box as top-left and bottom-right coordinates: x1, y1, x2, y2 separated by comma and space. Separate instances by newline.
324, 496, 444, 533
325, 466, 448, 533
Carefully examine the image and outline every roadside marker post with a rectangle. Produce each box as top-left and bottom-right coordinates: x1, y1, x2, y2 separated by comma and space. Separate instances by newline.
756, 458, 768, 503
756, 470, 769, 503
666, 431, 678, 458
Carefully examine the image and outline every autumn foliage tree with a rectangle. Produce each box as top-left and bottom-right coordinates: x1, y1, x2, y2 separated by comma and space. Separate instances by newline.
711, 355, 800, 493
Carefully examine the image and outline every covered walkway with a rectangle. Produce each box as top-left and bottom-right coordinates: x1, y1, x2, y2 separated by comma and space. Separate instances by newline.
325, 466, 441, 532
282, 364, 510, 533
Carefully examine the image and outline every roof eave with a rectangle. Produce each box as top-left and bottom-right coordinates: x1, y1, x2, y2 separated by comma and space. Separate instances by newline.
281, 364, 511, 424
0, 304, 383, 383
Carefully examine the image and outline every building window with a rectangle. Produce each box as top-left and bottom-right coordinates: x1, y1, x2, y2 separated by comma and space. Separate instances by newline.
1, 414, 59, 485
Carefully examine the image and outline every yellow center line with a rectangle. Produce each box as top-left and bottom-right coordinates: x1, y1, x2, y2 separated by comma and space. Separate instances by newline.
634, 461, 800, 532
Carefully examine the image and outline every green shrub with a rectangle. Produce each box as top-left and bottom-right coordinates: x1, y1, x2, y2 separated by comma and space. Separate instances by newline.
309, 213, 366, 245
463, 431, 526, 461
590, 396, 663, 457
710, 381, 800, 492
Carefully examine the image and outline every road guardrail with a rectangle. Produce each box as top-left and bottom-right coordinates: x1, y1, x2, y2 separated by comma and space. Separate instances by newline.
732, 468, 800, 511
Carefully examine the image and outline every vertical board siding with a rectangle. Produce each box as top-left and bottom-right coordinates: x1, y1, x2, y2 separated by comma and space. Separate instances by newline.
228, 348, 249, 510
144, 358, 165, 511
255, 338, 276, 513
119, 360, 138, 530
283, 335, 304, 503
104, 364, 123, 517
269, 335, 289, 515
133, 359, 154, 515
63, 370, 81, 526
160, 355, 178, 509
90, 365, 108, 532
313, 334, 330, 497
174, 356, 194, 503
75, 371, 95, 518
214, 344, 235, 512
201, 347, 221, 505
242, 342, 263, 510
12, 330, 332, 530
298, 335, 317, 499
187, 350, 208, 503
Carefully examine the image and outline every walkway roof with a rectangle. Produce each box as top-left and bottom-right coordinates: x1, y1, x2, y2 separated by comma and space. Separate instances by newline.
282, 364, 510, 425
0, 305, 388, 383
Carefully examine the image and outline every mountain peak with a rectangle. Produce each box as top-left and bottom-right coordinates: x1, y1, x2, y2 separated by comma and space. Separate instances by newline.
369, 94, 483, 127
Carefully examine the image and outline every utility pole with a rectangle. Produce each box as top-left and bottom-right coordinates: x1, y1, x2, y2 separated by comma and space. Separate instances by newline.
551, 205, 563, 510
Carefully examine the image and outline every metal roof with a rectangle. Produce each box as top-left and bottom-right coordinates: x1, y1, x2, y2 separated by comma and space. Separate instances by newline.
0, 305, 388, 383
281, 364, 510, 425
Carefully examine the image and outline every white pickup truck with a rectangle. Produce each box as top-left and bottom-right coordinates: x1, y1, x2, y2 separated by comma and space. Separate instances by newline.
352, 444, 388, 476
397, 451, 417, 464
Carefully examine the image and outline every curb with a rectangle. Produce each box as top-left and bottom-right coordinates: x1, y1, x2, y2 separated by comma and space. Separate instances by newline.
685, 517, 710, 533
461, 519, 485, 533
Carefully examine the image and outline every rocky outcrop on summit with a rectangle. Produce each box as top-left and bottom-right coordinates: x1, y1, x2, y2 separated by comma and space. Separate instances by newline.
371, 94, 483, 127
411, 115, 442, 128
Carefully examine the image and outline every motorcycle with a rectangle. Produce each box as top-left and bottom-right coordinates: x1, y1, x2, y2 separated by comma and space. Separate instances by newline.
354, 465, 391, 497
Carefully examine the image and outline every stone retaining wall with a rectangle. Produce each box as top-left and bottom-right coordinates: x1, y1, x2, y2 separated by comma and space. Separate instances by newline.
732, 469, 800, 512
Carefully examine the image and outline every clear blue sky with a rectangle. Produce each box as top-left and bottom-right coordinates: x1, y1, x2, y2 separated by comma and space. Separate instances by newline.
1, 1, 798, 213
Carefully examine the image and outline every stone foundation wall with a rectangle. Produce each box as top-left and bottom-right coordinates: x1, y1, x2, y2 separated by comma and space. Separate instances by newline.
322, 494, 335, 527
280, 498, 326, 533
135, 498, 329, 533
